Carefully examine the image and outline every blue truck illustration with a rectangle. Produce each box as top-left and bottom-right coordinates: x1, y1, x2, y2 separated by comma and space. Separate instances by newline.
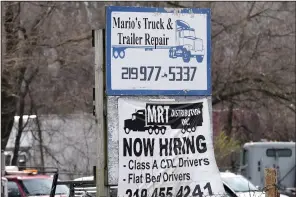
112, 20, 205, 63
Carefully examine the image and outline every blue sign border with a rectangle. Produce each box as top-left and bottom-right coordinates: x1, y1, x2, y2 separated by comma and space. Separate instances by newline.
105, 6, 211, 96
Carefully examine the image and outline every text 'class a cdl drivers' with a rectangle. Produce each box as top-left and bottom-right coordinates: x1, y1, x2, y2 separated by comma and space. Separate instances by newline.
128, 157, 210, 170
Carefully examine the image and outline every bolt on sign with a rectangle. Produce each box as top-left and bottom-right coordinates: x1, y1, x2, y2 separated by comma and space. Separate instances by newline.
105, 6, 211, 96
117, 97, 225, 196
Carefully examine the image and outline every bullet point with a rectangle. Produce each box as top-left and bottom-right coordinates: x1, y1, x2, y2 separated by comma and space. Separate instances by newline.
123, 179, 126, 181
123, 165, 126, 167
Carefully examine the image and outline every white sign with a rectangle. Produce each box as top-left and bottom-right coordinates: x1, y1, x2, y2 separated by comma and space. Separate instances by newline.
118, 98, 225, 197
106, 6, 211, 96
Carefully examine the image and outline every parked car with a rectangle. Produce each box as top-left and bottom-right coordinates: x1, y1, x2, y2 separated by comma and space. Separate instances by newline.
221, 172, 290, 197
5, 166, 69, 197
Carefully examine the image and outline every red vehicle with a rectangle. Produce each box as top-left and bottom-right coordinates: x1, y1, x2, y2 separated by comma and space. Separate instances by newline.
5, 167, 69, 197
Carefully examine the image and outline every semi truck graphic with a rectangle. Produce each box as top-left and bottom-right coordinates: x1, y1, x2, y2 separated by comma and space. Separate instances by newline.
112, 20, 205, 63
123, 102, 203, 135
124, 109, 167, 135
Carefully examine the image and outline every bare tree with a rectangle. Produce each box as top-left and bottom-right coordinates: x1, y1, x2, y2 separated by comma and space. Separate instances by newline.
168, 2, 295, 140
2, 2, 93, 161
2, 2, 21, 151
1, 2, 294, 174
2, 2, 57, 164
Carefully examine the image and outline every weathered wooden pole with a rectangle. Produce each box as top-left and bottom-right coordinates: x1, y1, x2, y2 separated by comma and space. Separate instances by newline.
94, 29, 107, 197
265, 168, 279, 197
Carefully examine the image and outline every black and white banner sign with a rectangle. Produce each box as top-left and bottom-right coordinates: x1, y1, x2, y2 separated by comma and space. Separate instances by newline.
118, 98, 225, 197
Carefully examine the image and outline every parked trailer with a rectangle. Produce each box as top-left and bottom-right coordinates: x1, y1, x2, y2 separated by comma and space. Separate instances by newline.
239, 141, 296, 193
112, 20, 205, 63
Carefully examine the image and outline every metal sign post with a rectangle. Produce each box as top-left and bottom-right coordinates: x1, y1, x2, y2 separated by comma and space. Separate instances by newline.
104, 5, 223, 197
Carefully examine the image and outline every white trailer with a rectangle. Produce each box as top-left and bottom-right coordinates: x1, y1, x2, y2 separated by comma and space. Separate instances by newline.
239, 141, 295, 191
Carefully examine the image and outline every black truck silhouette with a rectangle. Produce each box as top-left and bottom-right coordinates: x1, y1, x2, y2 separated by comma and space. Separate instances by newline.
124, 103, 203, 135
124, 110, 166, 135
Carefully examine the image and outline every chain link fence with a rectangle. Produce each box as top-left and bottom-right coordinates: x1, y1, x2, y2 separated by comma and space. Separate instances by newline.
49, 169, 295, 197
48, 180, 296, 197
49, 182, 295, 197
